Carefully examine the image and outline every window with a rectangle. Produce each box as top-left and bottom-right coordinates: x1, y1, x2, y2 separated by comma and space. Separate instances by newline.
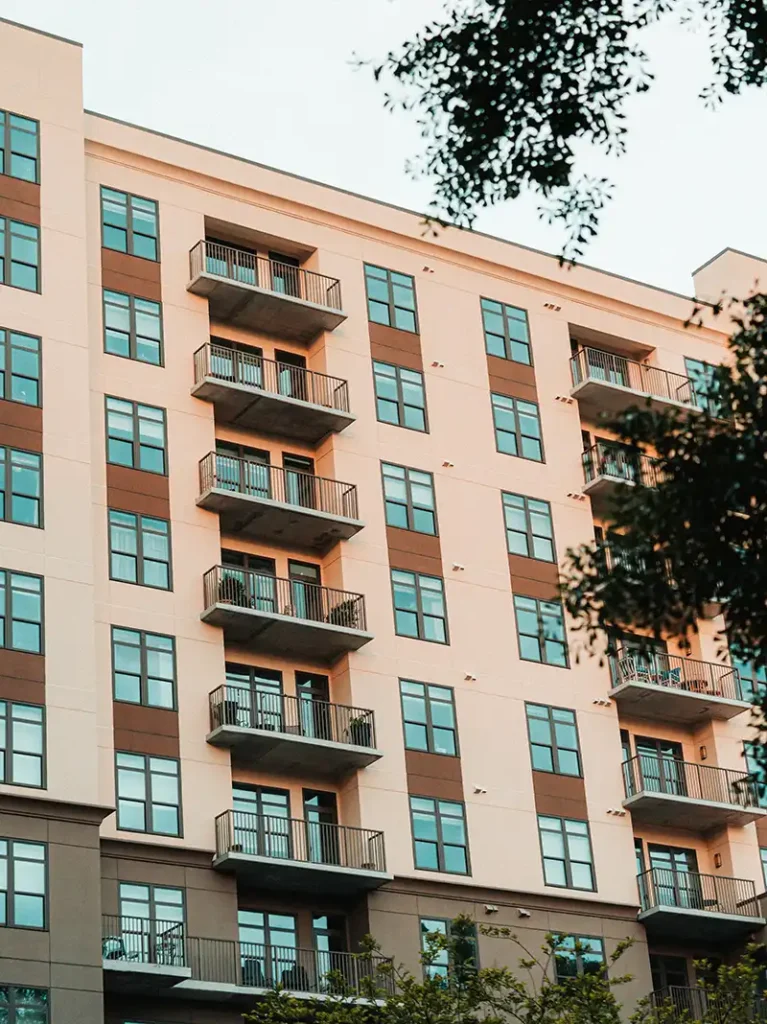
553, 935, 605, 982
0, 839, 46, 928
538, 815, 595, 890
382, 462, 437, 534
0, 218, 40, 292
115, 752, 181, 836
0, 571, 43, 654
106, 397, 167, 474
0, 987, 47, 1024
684, 356, 719, 414
101, 187, 159, 260
364, 264, 418, 332
119, 881, 184, 929
0, 329, 40, 406
481, 298, 531, 364
730, 651, 766, 703
0, 701, 44, 787
0, 110, 39, 182
109, 510, 171, 590
103, 290, 163, 365
400, 680, 457, 755
112, 628, 175, 709
514, 595, 568, 667
526, 704, 581, 776
502, 493, 555, 561
373, 361, 428, 432
491, 393, 543, 461
0, 447, 41, 528
761, 848, 767, 890
744, 742, 767, 808
410, 797, 469, 874
420, 918, 478, 980
392, 569, 448, 643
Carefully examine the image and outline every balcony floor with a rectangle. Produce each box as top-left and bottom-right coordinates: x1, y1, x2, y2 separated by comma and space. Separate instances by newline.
638, 904, 766, 943
206, 723, 382, 777
583, 473, 635, 511
103, 960, 192, 992
197, 487, 363, 553
623, 790, 767, 831
212, 850, 392, 895
610, 680, 750, 723
571, 378, 698, 418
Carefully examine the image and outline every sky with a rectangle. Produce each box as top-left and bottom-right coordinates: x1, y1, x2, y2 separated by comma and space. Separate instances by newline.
3, 0, 767, 295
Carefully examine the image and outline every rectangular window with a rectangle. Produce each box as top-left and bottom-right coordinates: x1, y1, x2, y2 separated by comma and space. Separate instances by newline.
364, 264, 418, 332
373, 361, 428, 432
491, 393, 543, 461
481, 298, 531, 364
400, 680, 457, 755
106, 397, 167, 474
0, 110, 40, 182
0, 701, 44, 787
0, 448, 41, 527
0, 218, 40, 292
420, 917, 478, 980
502, 492, 555, 561
684, 356, 719, 414
0, 329, 40, 406
0, 987, 48, 1023
0, 839, 46, 928
0, 570, 43, 654
538, 815, 595, 891
526, 704, 581, 776
108, 510, 171, 590
410, 796, 469, 874
553, 935, 605, 982
112, 627, 176, 709
514, 595, 568, 667
392, 569, 448, 643
761, 848, 767, 889
382, 462, 437, 534
730, 650, 766, 703
744, 742, 767, 808
118, 881, 185, 929
115, 752, 181, 836
101, 187, 159, 260
103, 290, 163, 365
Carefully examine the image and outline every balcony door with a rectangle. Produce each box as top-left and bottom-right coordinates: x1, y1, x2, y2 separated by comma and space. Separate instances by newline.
648, 844, 701, 910
221, 551, 276, 612
283, 454, 316, 509
313, 914, 348, 991
233, 785, 291, 859
238, 909, 298, 988
297, 671, 331, 741
303, 790, 339, 866
275, 350, 308, 402
635, 736, 686, 797
206, 236, 257, 285
269, 251, 301, 297
612, 633, 668, 687
215, 441, 270, 500
289, 560, 322, 621
114, 882, 185, 966
594, 437, 636, 483
209, 336, 263, 388
224, 663, 283, 731
587, 347, 630, 387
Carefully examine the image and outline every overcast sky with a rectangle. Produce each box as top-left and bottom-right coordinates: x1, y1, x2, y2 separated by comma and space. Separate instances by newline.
4, 0, 767, 294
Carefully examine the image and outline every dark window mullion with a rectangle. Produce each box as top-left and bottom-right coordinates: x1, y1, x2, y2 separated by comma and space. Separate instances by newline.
126, 195, 135, 256
136, 518, 146, 586
128, 294, 138, 360
434, 804, 447, 872
139, 630, 149, 705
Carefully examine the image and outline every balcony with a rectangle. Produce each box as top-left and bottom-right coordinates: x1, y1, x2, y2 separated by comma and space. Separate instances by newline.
571, 347, 702, 417
201, 566, 372, 663
188, 241, 346, 342
102, 915, 191, 991
207, 684, 381, 777
622, 755, 765, 830
609, 648, 749, 722
213, 810, 391, 894
638, 868, 765, 942
648, 986, 767, 1022
581, 443, 664, 511
197, 453, 363, 553
192, 343, 354, 443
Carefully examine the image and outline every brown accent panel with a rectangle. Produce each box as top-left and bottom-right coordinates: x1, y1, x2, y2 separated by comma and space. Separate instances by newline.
101, 248, 162, 301
0, 648, 45, 704
369, 321, 423, 371
487, 354, 538, 402
532, 770, 588, 819
508, 555, 560, 601
0, 177, 41, 226
0, 399, 43, 453
387, 526, 442, 575
406, 749, 464, 801
106, 463, 170, 518
113, 702, 180, 758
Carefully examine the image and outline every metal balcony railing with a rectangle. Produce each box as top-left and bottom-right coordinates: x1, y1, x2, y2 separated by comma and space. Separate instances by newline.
193, 342, 350, 413
638, 867, 760, 917
186, 937, 393, 994
571, 347, 701, 407
582, 443, 665, 488
612, 647, 743, 701
102, 915, 186, 967
199, 453, 359, 520
204, 566, 367, 631
649, 986, 767, 1022
209, 684, 377, 748
215, 810, 387, 873
623, 755, 760, 808
190, 240, 343, 311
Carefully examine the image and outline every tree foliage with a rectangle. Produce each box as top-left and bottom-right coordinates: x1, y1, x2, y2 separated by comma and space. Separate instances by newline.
373, 0, 767, 258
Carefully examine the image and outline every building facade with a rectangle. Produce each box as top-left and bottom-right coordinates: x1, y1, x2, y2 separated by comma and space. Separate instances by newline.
0, 16, 765, 1024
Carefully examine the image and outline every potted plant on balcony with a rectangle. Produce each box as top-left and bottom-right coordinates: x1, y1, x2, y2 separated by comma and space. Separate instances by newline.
347, 715, 372, 748
218, 574, 247, 607
327, 598, 359, 629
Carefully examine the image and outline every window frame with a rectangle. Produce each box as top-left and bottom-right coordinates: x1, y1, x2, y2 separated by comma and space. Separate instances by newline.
0, 700, 45, 789
684, 355, 720, 414
0, 986, 48, 1024
480, 296, 532, 365
502, 491, 555, 562
761, 848, 767, 890
102, 288, 164, 366
0, 838, 48, 929
537, 814, 596, 891
514, 594, 569, 668
0, 216, 41, 293
111, 626, 177, 710
118, 880, 186, 929
0, 110, 40, 184
419, 916, 479, 980
409, 795, 470, 875
400, 679, 459, 756
381, 461, 438, 535
391, 569, 449, 644
490, 392, 544, 462
372, 360, 429, 433
105, 396, 168, 476
0, 328, 41, 407
553, 934, 606, 982
115, 751, 182, 837
100, 185, 160, 261
364, 263, 419, 333
525, 703, 582, 777
0, 569, 44, 655
0, 446, 43, 529
108, 509, 172, 591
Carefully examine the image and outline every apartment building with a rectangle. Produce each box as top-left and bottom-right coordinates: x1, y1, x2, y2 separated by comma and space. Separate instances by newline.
0, 15, 765, 1024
